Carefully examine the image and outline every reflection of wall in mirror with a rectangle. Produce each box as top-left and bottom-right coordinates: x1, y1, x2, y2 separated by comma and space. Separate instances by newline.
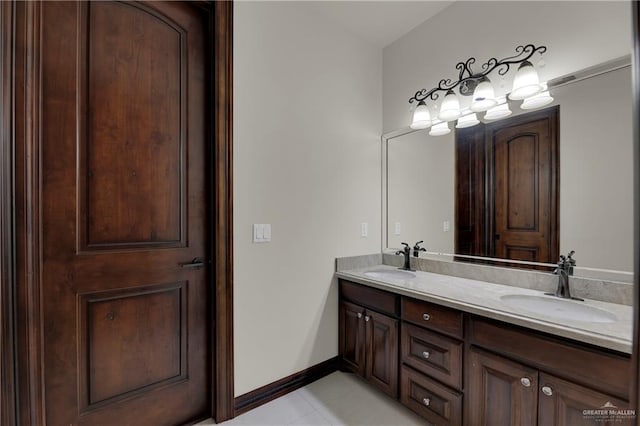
387, 130, 454, 253
383, 1, 632, 273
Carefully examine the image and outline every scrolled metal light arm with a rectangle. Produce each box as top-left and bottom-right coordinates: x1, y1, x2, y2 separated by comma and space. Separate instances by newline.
408, 44, 547, 104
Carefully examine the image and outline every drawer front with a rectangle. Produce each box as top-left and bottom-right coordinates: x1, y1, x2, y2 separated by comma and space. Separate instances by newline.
400, 365, 462, 426
401, 323, 463, 390
340, 280, 399, 317
402, 297, 463, 338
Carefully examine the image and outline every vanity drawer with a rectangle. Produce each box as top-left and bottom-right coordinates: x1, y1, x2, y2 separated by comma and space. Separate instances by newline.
402, 297, 463, 339
401, 323, 463, 390
340, 280, 399, 317
400, 365, 462, 426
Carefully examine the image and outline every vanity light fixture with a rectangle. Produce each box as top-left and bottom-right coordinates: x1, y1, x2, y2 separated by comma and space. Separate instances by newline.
408, 44, 549, 134
455, 113, 480, 129
520, 83, 554, 110
410, 100, 432, 129
429, 121, 451, 136
484, 102, 513, 120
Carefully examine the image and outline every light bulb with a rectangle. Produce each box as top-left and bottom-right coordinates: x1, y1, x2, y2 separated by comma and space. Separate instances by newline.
510, 61, 542, 100
410, 101, 432, 129
484, 103, 512, 121
429, 121, 450, 136
521, 91, 554, 110
470, 77, 497, 112
456, 113, 480, 129
438, 89, 461, 121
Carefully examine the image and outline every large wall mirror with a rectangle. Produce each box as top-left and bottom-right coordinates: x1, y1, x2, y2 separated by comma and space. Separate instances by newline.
382, 2, 633, 282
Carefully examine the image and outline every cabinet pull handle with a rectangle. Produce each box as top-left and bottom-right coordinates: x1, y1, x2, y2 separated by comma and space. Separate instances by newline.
542, 386, 553, 396
422, 313, 431, 321
422, 351, 430, 359
520, 377, 531, 387
364, 315, 370, 322
422, 397, 430, 407
357, 312, 362, 319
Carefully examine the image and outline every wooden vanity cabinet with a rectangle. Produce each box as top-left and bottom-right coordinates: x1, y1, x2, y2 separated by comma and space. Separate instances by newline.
338, 279, 631, 426
339, 281, 399, 398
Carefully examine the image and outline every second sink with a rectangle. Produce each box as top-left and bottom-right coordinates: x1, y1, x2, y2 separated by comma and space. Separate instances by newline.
500, 294, 617, 323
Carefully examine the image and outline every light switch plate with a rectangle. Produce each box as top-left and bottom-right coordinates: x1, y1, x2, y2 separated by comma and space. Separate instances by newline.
253, 224, 271, 243
394, 222, 401, 235
361, 222, 368, 237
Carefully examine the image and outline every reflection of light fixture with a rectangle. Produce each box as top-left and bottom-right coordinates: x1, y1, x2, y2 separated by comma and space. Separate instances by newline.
408, 44, 547, 127
456, 113, 480, 128
484, 102, 512, 120
521, 90, 554, 110
509, 60, 543, 100
471, 76, 497, 112
429, 121, 451, 136
438, 90, 461, 121
410, 101, 431, 129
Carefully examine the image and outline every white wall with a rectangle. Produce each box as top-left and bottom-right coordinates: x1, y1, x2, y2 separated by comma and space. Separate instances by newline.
234, 2, 382, 396
383, 1, 633, 272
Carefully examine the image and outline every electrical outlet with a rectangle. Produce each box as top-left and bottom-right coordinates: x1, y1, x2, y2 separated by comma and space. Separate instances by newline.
361, 222, 368, 237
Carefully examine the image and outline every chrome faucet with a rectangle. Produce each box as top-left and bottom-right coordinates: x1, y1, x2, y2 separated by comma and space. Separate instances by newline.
545, 251, 583, 301
395, 243, 413, 271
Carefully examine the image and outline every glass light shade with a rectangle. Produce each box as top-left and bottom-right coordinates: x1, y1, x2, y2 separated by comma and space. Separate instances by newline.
410, 101, 432, 129
509, 61, 542, 100
429, 121, 450, 136
455, 113, 480, 129
438, 90, 461, 121
484, 103, 512, 120
470, 77, 497, 112
521, 91, 554, 110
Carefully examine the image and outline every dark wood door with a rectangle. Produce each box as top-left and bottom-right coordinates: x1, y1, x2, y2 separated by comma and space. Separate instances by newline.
39, 2, 209, 424
339, 301, 366, 376
537, 373, 629, 426
489, 108, 559, 263
365, 310, 399, 398
467, 348, 538, 426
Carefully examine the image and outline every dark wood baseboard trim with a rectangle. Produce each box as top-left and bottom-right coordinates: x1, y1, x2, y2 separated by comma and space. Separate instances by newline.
234, 356, 340, 417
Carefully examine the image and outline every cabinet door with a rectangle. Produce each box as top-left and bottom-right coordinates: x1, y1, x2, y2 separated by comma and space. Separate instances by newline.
467, 348, 538, 426
365, 311, 399, 398
339, 301, 366, 376
538, 373, 630, 426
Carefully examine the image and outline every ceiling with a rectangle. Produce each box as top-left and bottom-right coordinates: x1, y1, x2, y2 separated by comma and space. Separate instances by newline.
300, 1, 454, 48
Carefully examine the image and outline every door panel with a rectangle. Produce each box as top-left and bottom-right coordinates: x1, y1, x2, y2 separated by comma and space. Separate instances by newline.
537, 373, 629, 426
40, 2, 209, 424
339, 301, 366, 376
81, 1, 185, 249
365, 311, 399, 398
490, 108, 558, 264
467, 348, 538, 426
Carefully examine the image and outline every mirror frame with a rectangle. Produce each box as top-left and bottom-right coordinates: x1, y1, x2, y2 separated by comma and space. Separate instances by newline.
382, 69, 635, 280
631, 0, 639, 415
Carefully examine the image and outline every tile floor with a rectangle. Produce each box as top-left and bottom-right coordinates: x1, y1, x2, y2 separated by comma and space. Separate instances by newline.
196, 372, 427, 425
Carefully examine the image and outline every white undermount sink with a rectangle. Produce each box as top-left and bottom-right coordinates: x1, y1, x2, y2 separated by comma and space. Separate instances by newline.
364, 269, 416, 280
500, 294, 617, 323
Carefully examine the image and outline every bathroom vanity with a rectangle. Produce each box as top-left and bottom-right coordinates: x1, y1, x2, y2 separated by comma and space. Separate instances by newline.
336, 266, 632, 426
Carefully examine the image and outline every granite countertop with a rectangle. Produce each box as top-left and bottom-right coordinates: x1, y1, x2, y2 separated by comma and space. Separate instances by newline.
336, 264, 633, 354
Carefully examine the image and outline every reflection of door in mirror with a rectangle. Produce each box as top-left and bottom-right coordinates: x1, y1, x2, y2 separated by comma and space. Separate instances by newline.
455, 107, 559, 265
